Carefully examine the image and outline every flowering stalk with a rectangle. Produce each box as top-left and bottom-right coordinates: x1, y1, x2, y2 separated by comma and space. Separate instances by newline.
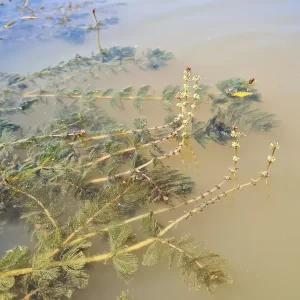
175, 68, 200, 146
230, 125, 242, 178
90, 67, 201, 184
260, 142, 279, 183
92, 8, 99, 27
266, 142, 279, 172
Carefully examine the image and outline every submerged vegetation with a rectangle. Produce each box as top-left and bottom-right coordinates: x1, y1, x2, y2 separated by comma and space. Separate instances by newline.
0, 56, 279, 298
0, 2, 280, 299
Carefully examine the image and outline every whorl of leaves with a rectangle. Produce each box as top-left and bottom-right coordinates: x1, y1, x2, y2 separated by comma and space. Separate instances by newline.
0, 246, 30, 298
192, 101, 277, 147
140, 235, 231, 292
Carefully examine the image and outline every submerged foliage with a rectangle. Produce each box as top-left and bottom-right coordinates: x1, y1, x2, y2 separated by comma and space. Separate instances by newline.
0, 46, 280, 300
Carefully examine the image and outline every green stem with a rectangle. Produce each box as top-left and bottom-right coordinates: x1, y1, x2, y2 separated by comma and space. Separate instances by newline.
0, 119, 83, 150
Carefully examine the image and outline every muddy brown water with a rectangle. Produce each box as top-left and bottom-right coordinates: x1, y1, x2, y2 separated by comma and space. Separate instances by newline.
1, 0, 300, 299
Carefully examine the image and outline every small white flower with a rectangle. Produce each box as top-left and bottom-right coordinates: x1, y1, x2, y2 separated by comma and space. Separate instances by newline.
231, 141, 240, 148
267, 155, 276, 163
182, 119, 188, 124
183, 71, 191, 80
269, 142, 280, 150
229, 167, 238, 174
191, 104, 196, 109
188, 112, 193, 116
232, 156, 240, 162
231, 130, 237, 138
178, 114, 184, 119
193, 94, 200, 100
182, 92, 189, 98
193, 84, 199, 90
192, 75, 201, 81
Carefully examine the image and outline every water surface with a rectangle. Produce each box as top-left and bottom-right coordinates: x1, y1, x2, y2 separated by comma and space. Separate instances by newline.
1, 0, 300, 299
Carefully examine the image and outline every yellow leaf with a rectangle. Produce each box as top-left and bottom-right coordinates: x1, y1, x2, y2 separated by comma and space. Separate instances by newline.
232, 91, 254, 98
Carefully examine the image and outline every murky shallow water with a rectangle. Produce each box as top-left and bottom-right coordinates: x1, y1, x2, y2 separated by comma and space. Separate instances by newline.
1, 0, 300, 299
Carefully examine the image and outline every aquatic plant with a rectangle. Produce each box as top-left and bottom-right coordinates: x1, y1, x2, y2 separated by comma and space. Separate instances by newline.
0, 0, 123, 44
0, 65, 279, 299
